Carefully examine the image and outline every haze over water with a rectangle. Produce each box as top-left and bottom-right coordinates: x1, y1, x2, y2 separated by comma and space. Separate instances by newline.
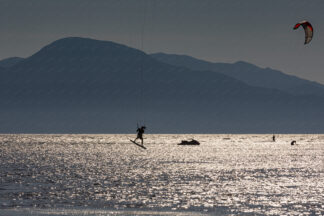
1, 134, 323, 215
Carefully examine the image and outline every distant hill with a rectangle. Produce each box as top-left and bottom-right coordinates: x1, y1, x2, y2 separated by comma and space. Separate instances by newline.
0, 37, 323, 133
0, 57, 24, 68
151, 53, 324, 96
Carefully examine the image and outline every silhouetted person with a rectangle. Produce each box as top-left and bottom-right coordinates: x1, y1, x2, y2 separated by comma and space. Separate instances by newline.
272, 135, 276, 142
291, 140, 296, 145
134, 126, 146, 145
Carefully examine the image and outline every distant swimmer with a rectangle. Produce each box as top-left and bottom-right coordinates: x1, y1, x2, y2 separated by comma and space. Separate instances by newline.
134, 126, 146, 145
291, 140, 296, 145
272, 135, 276, 142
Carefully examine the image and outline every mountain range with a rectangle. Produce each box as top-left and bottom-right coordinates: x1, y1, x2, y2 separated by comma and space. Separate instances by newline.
151, 53, 324, 96
0, 37, 323, 133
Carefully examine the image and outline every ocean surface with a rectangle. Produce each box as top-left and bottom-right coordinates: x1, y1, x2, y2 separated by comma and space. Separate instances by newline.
0, 134, 323, 215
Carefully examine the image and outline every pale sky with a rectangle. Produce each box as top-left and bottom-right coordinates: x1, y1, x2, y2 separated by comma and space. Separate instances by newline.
1, 0, 324, 83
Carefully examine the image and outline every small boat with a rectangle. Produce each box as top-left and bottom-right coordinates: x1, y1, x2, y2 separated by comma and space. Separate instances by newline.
178, 139, 200, 145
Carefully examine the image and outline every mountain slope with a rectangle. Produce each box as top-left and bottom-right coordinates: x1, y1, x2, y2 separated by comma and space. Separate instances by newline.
151, 53, 324, 96
0, 37, 323, 133
0, 57, 24, 68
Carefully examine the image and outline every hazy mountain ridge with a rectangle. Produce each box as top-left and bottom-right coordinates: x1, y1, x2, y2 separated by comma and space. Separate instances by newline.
1, 37, 282, 106
0, 37, 323, 133
0, 57, 24, 68
151, 53, 324, 96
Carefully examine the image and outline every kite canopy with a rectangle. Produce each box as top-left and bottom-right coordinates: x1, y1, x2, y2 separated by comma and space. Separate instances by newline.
293, 21, 313, 44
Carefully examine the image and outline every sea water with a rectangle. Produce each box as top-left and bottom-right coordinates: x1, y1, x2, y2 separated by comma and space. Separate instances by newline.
0, 134, 323, 215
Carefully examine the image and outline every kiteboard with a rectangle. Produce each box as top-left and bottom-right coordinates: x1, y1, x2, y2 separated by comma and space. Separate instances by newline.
129, 140, 147, 149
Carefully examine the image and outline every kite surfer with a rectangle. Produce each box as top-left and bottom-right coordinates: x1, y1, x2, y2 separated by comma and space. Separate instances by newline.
134, 126, 146, 145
